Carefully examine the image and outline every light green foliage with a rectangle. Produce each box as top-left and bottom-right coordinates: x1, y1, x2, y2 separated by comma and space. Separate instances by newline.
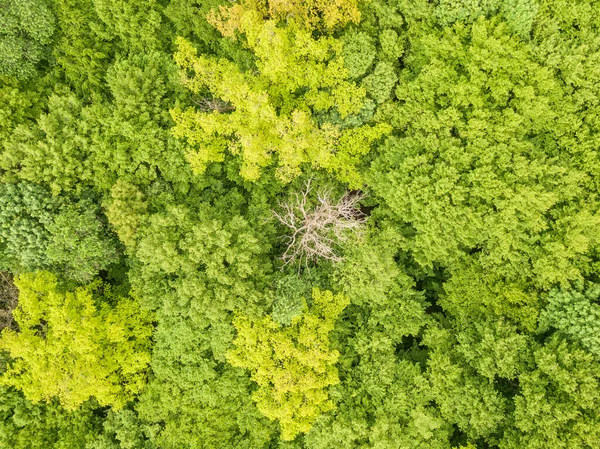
136, 309, 274, 449
436, 0, 539, 38
533, 0, 600, 198
131, 192, 272, 304
87, 409, 155, 449
436, 0, 501, 25
307, 359, 451, 449
370, 17, 600, 287
202, 11, 365, 116
341, 31, 376, 79
0, 0, 55, 79
501, 0, 539, 38
450, 316, 532, 381
0, 78, 45, 149
1, 0, 600, 447
502, 337, 600, 448
271, 274, 311, 326
335, 224, 429, 336
0, 383, 153, 449
379, 29, 404, 60
421, 308, 533, 444
539, 284, 600, 358
307, 235, 448, 447
361, 0, 433, 34
104, 180, 148, 250
93, 0, 164, 50
0, 272, 153, 410
172, 22, 390, 186
1, 92, 94, 193
228, 288, 349, 440
425, 326, 511, 440
441, 259, 541, 331
2, 53, 190, 193
130, 189, 277, 448
362, 61, 398, 103
164, 0, 255, 71
208, 0, 361, 32
89, 51, 192, 191
165, 0, 227, 49
52, 0, 115, 96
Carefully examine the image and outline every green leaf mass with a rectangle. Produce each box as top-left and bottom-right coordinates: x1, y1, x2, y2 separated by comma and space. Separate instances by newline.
0, 0, 600, 447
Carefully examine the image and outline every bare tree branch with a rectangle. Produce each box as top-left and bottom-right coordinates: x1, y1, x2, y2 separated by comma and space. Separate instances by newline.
192, 96, 236, 113
272, 180, 366, 268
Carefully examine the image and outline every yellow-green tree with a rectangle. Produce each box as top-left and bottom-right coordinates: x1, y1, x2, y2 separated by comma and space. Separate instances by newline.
227, 288, 349, 440
208, 0, 361, 32
104, 180, 148, 251
0, 272, 153, 410
171, 8, 390, 186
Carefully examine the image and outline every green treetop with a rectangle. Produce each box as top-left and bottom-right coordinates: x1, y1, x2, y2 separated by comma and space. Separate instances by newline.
0, 272, 153, 410
227, 288, 349, 440
171, 6, 390, 186
0, 0, 55, 80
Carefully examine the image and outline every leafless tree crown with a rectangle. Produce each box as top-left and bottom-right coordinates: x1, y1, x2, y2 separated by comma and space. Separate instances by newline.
192, 96, 235, 113
272, 181, 366, 268
0, 272, 19, 331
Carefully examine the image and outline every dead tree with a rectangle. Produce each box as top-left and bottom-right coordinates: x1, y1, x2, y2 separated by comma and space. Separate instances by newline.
192, 96, 235, 113
272, 180, 366, 268
0, 272, 19, 331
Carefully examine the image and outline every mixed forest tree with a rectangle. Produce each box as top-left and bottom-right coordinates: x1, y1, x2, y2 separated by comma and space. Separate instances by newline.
1, 0, 600, 448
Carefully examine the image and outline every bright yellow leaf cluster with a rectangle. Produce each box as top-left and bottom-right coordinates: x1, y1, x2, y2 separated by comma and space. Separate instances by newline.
208, 0, 360, 33
0, 272, 153, 410
227, 288, 349, 440
172, 34, 389, 185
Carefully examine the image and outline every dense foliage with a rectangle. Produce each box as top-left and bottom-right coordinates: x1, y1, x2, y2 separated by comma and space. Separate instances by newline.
1, 0, 600, 448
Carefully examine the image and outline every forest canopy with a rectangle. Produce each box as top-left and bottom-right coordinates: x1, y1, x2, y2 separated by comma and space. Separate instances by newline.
1, 0, 600, 448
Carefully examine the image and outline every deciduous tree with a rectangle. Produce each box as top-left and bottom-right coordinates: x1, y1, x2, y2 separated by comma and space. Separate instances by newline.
0, 272, 153, 409
227, 288, 349, 440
